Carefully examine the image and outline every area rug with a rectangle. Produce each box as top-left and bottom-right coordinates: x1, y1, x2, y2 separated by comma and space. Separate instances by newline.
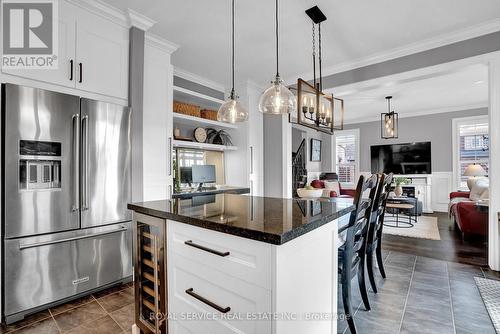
475, 277, 500, 333
382, 215, 441, 240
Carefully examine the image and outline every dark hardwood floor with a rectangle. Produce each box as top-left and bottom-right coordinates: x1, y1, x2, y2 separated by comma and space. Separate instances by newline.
383, 212, 489, 267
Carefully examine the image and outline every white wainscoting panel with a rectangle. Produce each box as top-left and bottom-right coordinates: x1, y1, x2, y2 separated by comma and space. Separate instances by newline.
432, 172, 453, 212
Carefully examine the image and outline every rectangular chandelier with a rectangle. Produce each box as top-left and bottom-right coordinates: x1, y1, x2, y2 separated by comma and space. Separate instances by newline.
381, 96, 398, 139
296, 78, 344, 135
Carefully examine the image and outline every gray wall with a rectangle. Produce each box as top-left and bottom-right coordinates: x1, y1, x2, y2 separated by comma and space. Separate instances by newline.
321, 31, 500, 89
344, 107, 488, 172
292, 125, 332, 174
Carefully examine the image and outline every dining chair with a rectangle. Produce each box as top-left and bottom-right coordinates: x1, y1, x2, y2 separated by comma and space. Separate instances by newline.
338, 174, 379, 334
366, 173, 393, 293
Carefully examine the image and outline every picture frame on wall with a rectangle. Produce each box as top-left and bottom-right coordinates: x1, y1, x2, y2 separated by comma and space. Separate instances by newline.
310, 138, 322, 162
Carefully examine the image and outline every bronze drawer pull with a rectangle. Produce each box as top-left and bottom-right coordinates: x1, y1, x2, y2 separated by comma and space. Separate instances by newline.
184, 240, 230, 257
185, 288, 231, 313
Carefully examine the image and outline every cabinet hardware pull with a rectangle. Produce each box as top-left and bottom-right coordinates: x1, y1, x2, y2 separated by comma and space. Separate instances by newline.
185, 288, 231, 313
70, 60, 74, 81
78, 63, 83, 83
184, 240, 230, 257
250, 146, 254, 173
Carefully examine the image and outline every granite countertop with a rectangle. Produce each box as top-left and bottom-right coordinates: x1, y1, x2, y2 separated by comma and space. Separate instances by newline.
172, 186, 250, 199
128, 194, 355, 245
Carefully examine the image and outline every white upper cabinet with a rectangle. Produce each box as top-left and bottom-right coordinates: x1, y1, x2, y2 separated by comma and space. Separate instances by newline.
74, 7, 129, 99
2, 0, 129, 100
2, 0, 77, 88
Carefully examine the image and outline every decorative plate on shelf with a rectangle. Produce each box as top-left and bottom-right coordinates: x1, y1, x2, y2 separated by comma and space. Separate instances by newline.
194, 127, 207, 143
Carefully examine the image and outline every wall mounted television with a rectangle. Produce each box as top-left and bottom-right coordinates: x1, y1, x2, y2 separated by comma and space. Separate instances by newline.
370, 142, 432, 175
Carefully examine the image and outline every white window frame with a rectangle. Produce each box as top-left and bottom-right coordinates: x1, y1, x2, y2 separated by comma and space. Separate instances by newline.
452, 115, 489, 191
333, 128, 360, 188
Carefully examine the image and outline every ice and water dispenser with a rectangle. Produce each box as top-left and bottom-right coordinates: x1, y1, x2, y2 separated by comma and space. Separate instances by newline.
19, 140, 62, 190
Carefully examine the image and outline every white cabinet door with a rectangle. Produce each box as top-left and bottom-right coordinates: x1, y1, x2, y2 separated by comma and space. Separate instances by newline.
143, 43, 173, 200
75, 9, 128, 99
2, 0, 76, 88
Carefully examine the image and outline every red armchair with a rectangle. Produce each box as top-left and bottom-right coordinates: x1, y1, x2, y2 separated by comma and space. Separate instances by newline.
449, 191, 488, 237
339, 185, 355, 198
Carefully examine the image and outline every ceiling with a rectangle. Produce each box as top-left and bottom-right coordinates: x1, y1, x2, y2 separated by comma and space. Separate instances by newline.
330, 63, 488, 124
102, 0, 500, 88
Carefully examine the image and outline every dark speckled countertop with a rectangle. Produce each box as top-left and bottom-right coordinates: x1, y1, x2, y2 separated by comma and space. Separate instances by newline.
128, 194, 355, 245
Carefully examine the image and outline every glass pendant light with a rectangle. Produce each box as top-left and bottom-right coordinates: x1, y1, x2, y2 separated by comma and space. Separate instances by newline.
218, 0, 248, 123
258, 0, 296, 115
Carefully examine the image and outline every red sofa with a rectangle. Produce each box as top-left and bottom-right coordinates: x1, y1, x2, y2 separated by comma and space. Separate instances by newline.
310, 179, 355, 198
449, 191, 488, 237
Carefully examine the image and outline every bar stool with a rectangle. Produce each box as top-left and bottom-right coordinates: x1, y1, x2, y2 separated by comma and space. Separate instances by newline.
338, 174, 379, 334
366, 173, 393, 293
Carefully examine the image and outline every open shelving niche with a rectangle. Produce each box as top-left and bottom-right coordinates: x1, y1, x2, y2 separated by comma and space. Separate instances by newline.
172, 85, 239, 152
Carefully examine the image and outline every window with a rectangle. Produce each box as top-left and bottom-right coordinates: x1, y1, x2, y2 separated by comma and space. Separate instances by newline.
452, 116, 489, 190
176, 149, 205, 167
334, 129, 360, 185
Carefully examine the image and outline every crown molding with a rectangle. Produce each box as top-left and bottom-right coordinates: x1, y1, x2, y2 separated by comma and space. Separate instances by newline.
173, 67, 225, 92
66, 0, 128, 27
344, 102, 488, 125
287, 18, 500, 85
128, 9, 156, 31
66, 0, 156, 31
145, 33, 179, 54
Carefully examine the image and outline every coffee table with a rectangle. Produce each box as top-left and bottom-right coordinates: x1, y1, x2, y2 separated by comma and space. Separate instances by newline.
384, 202, 416, 228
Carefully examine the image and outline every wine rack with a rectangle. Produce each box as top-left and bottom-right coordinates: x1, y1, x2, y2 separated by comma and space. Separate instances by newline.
133, 213, 167, 334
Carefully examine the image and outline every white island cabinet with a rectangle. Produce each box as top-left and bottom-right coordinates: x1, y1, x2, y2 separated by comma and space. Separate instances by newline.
129, 195, 352, 334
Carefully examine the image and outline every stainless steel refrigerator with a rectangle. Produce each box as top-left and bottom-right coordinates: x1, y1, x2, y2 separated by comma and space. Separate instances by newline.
1, 83, 133, 323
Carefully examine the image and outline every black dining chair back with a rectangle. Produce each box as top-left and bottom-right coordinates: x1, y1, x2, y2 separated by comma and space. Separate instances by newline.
366, 173, 394, 293
339, 174, 379, 334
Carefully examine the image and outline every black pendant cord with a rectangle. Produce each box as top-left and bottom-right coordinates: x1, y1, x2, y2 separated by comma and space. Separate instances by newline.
312, 23, 316, 88
318, 22, 322, 91
275, 0, 279, 78
230, 0, 235, 96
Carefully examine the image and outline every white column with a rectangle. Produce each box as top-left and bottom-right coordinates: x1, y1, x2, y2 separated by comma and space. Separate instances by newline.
488, 55, 500, 271
263, 114, 292, 198
142, 34, 178, 201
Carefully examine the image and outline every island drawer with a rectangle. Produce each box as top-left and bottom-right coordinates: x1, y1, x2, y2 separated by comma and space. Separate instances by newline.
169, 256, 272, 334
167, 221, 272, 290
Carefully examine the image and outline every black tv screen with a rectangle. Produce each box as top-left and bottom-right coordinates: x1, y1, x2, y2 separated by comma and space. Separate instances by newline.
370, 142, 432, 175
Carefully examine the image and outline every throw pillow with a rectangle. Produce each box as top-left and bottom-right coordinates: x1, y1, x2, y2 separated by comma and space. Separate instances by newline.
324, 181, 341, 195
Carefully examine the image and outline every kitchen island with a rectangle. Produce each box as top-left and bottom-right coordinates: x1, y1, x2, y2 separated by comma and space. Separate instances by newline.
128, 194, 354, 334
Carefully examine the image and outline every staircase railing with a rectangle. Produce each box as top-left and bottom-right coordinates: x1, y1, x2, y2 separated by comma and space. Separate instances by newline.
292, 139, 307, 197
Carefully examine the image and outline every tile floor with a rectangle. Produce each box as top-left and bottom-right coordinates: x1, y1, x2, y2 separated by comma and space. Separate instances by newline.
0, 250, 497, 334
337, 250, 498, 334
0, 283, 134, 334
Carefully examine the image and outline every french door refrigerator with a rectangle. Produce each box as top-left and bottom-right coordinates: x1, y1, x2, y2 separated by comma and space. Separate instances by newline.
1, 83, 132, 323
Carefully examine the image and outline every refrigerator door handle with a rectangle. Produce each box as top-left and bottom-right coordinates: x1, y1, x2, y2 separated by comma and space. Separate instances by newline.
72, 114, 80, 212
18, 226, 128, 250
81, 115, 89, 211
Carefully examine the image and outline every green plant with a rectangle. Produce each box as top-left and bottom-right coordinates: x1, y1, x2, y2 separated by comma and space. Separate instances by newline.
206, 128, 233, 146
393, 177, 410, 186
